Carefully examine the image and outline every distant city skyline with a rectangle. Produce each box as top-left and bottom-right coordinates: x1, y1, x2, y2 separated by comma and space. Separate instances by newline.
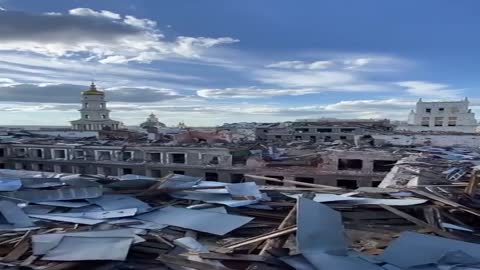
1, 0, 480, 126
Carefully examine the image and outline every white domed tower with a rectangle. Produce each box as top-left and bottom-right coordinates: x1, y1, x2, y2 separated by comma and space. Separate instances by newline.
71, 82, 120, 131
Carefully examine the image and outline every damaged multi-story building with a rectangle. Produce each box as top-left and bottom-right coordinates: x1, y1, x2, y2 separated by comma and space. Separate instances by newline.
255, 118, 392, 143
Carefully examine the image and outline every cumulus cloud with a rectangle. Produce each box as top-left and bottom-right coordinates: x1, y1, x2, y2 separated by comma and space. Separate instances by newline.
69, 8, 121, 20
0, 83, 184, 103
396, 81, 462, 99
197, 87, 317, 98
0, 9, 238, 63
266, 60, 333, 70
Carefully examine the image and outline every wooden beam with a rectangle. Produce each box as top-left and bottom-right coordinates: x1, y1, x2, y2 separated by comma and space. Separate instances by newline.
221, 226, 297, 250
464, 171, 480, 196
411, 189, 480, 217
379, 204, 459, 239
245, 174, 341, 190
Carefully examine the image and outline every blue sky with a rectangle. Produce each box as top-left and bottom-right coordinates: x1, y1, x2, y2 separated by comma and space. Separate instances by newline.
0, 0, 479, 126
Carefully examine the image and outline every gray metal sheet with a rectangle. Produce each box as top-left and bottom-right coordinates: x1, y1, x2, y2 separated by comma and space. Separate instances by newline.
4, 186, 102, 202
297, 198, 383, 270
173, 237, 209, 252
158, 174, 202, 189
41, 236, 133, 261
35, 200, 91, 208
20, 178, 63, 189
379, 231, 480, 269
226, 182, 262, 200
87, 195, 150, 212
135, 206, 253, 235
171, 191, 258, 207
32, 228, 143, 255
0, 178, 22, 191
29, 214, 105, 225
0, 200, 35, 228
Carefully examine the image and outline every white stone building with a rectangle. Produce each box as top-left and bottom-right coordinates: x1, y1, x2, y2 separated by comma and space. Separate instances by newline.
71, 83, 121, 131
397, 98, 478, 133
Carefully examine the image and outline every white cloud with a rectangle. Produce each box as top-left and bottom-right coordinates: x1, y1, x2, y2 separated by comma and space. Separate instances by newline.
396, 81, 462, 99
69, 8, 121, 20
256, 70, 354, 88
0, 9, 238, 64
266, 60, 333, 70
123, 15, 156, 29
197, 87, 317, 98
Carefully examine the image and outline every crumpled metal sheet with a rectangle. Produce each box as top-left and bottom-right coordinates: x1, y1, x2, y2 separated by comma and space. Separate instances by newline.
3, 186, 102, 202
379, 231, 480, 269
0, 178, 22, 191
20, 178, 63, 189
0, 200, 35, 229
135, 206, 253, 236
87, 194, 151, 213
32, 229, 143, 256
41, 236, 133, 261
297, 198, 383, 270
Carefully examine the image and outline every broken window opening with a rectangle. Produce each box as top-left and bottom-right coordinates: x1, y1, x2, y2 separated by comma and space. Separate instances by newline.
97, 151, 111, 161
371, 181, 382, 187
173, 170, 185, 175
317, 128, 332, 133
150, 153, 161, 162
205, 172, 219, 181
231, 174, 244, 183
171, 153, 186, 164
373, 160, 395, 172
122, 168, 133, 175
151, 169, 162, 177
208, 156, 219, 165
294, 177, 314, 187
336, 179, 358, 189
265, 175, 284, 186
340, 128, 355, 133
53, 149, 67, 160
338, 159, 363, 170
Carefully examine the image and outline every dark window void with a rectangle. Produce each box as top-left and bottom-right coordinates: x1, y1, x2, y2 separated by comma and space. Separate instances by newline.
371, 181, 382, 187
340, 136, 347, 140
265, 175, 284, 186
317, 128, 332, 133
310, 136, 316, 143
78, 166, 87, 174
425, 108, 431, 113
150, 153, 161, 162
231, 174, 244, 183
0, 163, 4, 169
275, 135, 282, 139
122, 168, 133, 175
32, 149, 43, 158
0, 149, 4, 157
120, 152, 132, 161
54, 150, 66, 159
340, 128, 355, 133
151, 169, 162, 177
294, 177, 314, 186
103, 167, 113, 176
173, 170, 185, 175
172, 153, 186, 164
295, 128, 309, 133
205, 172, 219, 181
208, 156, 219, 165
337, 179, 358, 189
37, 164, 44, 171
338, 159, 363, 170
60, 165, 71, 173
295, 136, 302, 140
439, 108, 445, 112
373, 160, 395, 172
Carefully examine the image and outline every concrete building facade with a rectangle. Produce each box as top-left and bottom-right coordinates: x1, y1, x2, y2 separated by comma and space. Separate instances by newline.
256, 119, 392, 143
398, 98, 478, 133
71, 83, 121, 131
0, 142, 401, 188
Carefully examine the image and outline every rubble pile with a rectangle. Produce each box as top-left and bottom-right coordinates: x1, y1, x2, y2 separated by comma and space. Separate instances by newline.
0, 168, 478, 270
